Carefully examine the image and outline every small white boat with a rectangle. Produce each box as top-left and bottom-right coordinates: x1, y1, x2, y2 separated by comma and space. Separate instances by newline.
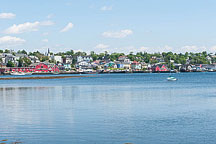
10, 72, 32, 76
167, 76, 177, 81
167, 58, 178, 81
52, 72, 60, 75
10, 72, 26, 76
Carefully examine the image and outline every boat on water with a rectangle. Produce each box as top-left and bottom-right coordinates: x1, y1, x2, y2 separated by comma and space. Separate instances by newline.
10, 72, 32, 76
167, 76, 177, 81
10, 72, 25, 76
52, 72, 60, 75
167, 58, 177, 81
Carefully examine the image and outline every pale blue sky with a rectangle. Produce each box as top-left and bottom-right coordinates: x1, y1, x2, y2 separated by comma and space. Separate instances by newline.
0, 0, 216, 53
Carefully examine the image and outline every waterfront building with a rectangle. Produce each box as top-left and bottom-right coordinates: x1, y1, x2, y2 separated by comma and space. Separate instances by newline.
151, 64, 169, 72
64, 63, 72, 70
115, 61, 131, 69
140, 62, 148, 69
201, 64, 216, 71
0, 62, 60, 74
131, 61, 141, 70
180, 64, 193, 72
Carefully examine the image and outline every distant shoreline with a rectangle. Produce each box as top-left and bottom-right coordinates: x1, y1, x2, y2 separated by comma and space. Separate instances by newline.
0, 75, 91, 80
1, 70, 215, 76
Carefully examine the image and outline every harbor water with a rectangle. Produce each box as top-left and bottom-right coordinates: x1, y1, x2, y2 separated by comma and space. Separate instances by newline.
0, 73, 216, 144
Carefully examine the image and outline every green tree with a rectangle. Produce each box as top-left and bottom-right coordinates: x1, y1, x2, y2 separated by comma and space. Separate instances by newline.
18, 58, 23, 67
90, 51, 98, 61
23, 57, 32, 66
7, 61, 14, 67
17, 50, 27, 54
41, 56, 49, 62
4, 49, 10, 53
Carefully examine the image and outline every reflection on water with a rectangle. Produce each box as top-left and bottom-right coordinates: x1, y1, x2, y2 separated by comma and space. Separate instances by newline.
0, 139, 22, 144
0, 73, 216, 144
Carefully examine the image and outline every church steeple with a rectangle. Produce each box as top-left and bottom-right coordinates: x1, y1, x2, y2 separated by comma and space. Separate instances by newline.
46, 48, 50, 56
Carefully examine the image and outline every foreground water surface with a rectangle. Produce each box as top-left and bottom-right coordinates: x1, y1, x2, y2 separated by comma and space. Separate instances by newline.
0, 73, 216, 144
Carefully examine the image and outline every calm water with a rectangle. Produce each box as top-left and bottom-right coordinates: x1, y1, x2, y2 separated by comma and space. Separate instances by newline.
1, 73, 216, 144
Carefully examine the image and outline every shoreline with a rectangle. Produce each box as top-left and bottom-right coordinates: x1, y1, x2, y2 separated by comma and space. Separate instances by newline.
0, 75, 91, 80
0, 70, 215, 76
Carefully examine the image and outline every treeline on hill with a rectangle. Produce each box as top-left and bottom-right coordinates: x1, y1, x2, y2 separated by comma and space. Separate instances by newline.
55, 50, 215, 64
1, 49, 216, 66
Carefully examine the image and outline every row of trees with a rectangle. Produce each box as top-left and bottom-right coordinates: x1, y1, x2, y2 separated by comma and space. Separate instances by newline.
1, 49, 215, 66
89, 51, 214, 65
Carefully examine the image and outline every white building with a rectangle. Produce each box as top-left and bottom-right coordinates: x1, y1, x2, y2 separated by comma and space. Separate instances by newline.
29, 56, 40, 63
51, 56, 62, 63
63, 55, 73, 64
77, 56, 93, 63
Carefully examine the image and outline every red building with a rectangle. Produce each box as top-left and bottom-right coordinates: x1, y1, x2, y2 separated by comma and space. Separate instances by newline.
152, 64, 169, 72
0, 62, 59, 74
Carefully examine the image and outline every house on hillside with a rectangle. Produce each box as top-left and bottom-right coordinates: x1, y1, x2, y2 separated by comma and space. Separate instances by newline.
118, 56, 130, 63
104, 62, 117, 69
63, 55, 73, 64
3, 54, 16, 65
77, 55, 93, 63
115, 61, 131, 69
140, 62, 149, 69
131, 61, 141, 70
115, 56, 131, 69
51, 55, 62, 63
29, 56, 40, 63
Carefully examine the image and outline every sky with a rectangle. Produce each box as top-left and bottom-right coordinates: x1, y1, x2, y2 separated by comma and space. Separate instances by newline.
1, 0, 216, 54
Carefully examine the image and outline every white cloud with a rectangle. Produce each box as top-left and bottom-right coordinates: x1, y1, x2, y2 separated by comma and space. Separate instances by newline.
5, 21, 40, 34
180, 45, 207, 53
4, 21, 54, 34
95, 44, 109, 49
40, 21, 54, 26
105, 46, 135, 54
0, 13, 16, 19
159, 45, 206, 53
100, 6, 112, 11
102, 29, 133, 38
60, 22, 74, 32
181, 45, 198, 51
0, 36, 25, 45
42, 39, 48, 42
104, 45, 173, 54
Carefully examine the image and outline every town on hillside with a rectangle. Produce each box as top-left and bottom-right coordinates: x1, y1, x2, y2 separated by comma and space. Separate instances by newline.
0, 49, 216, 75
